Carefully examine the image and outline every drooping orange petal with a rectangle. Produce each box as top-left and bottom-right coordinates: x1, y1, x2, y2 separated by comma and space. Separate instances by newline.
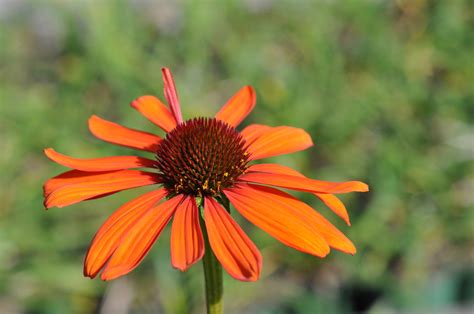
162, 67, 183, 124
245, 126, 313, 160
170, 196, 204, 271
248, 163, 351, 225
43, 169, 160, 197
84, 189, 167, 278
224, 184, 330, 257
89, 115, 161, 152
215, 86, 256, 128
44, 148, 156, 172
204, 197, 262, 281
230, 183, 355, 254
239, 172, 369, 194
240, 124, 271, 145
44, 170, 96, 197
101, 195, 184, 281
131, 95, 177, 132
315, 194, 351, 226
44, 170, 159, 208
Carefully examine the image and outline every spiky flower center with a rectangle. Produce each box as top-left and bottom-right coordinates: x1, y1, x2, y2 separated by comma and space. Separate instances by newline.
155, 117, 249, 197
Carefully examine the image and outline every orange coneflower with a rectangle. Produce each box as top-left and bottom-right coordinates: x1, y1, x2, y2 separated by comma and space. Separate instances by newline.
43, 68, 368, 282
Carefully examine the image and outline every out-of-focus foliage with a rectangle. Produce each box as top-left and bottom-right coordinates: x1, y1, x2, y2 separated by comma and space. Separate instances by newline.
0, 0, 472, 313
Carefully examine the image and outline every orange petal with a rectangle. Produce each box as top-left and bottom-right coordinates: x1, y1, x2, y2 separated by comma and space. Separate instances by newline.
170, 196, 204, 271
239, 172, 369, 194
227, 184, 355, 254
245, 126, 313, 160
240, 184, 354, 254
204, 197, 262, 281
162, 68, 183, 124
101, 195, 183, 280
315, 194, 351, 226
215, 86, 256, 128
44, 170, 92, 197
224, 184, 330, 257
240, 124, 271, 145
43, 169, 160, 197
44, 170, 159, 208
84, 189, 167, 278
89, 115, 161, 152
44, 148, 156, 172
44, 170, 126, 197
131, 95, 177, 132
248, 163, 351, 225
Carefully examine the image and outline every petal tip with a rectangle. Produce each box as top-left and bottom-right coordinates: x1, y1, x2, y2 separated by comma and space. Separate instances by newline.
130, 95, 151, 108
88, 114, 99, 122
88, 115, 100, 131
83, 269, 96, 279
245, 85, 256, 100
171, 254, 204, 272
303, 131, 314, 147
320, 247, 331, 258
100, 269, 118, 281
237, 272, 260, 282
172, 264, 190, 272
83, 259, 100, 279
346, 246, 357, 256
88, 114, 104, 127
358, 182, 369, 192
130, 98, 140, 109
42, 198, 50, 209
337, 240, 357, 255
44, 148, 58, 163
42, 198, 51, 209
43, 148, 59, 163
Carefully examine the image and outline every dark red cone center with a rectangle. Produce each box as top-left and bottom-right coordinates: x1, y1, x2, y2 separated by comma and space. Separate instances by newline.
155, 118, 249, 197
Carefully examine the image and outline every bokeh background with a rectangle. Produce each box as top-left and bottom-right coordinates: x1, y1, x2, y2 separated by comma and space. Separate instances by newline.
1, 0, 473, 313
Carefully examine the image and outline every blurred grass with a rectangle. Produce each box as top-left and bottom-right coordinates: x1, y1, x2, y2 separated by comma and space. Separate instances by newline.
0, 0, 473, 313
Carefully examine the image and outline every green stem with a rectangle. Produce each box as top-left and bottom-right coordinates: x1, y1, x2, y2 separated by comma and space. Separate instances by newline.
201, 218, 223, 314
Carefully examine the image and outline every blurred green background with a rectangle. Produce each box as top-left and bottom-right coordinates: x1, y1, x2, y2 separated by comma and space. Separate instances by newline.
1, 0, 473, 313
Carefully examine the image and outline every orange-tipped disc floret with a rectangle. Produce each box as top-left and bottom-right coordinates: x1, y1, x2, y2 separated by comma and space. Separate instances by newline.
155, 118, 249, 197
